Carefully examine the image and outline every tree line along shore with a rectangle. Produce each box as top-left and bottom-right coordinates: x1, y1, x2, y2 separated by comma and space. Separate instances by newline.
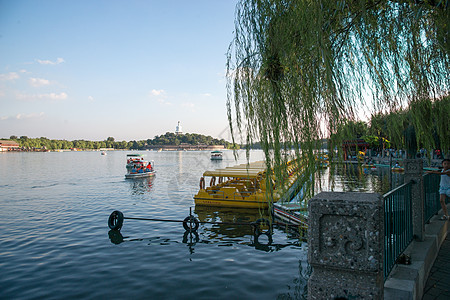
1, 132, 234, 152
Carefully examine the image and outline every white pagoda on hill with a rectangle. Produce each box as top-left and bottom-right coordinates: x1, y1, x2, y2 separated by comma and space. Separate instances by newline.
175, 121, 183, 135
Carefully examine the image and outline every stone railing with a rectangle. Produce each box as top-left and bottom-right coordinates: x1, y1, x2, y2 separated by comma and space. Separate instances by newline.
307, 159, 428, 299
307, 192, 384, 299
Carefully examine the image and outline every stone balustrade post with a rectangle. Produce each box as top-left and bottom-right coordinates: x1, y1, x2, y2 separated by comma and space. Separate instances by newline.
307, 192, 384, 299
403, 158, 424, 241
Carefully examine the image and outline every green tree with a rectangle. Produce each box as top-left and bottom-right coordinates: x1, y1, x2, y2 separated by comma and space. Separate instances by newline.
62, 140, 73, 149
74, 140, 86, 149
227, 0, 449, 187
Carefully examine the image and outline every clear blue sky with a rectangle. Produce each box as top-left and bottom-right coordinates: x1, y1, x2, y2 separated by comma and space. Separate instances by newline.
0, 0, 238, 141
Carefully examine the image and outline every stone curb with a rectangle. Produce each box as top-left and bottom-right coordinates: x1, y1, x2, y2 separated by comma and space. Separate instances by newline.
384, 205, 449, 300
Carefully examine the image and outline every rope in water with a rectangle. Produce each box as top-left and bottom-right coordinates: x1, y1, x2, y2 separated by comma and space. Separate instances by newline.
108, 208, 305, 232
124, 216, 305, 229
124, 216, 256, 226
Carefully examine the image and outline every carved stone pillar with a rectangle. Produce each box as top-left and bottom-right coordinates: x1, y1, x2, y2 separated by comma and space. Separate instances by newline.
308, 192, 384, 299
403, 158, 424, 241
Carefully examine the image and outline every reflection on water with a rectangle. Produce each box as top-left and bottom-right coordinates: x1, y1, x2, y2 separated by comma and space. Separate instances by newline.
194, 206, 302, 253
127, 176, 154, 195
183, 231, 200, 255
277, 260, 311, 300
319, 163, 404, 195
108, 229, 124, 244
195, 206, 266, 238
108, 205, 303, 255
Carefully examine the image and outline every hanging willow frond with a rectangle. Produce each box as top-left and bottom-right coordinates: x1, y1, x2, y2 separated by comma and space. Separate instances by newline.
226, 0, 450, 197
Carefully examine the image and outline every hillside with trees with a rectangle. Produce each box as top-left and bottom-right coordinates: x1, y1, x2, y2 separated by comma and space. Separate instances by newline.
3, 133, 232, 151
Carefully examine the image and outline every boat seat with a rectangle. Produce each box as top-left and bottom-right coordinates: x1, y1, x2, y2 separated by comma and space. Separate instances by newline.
228, 183, 247, 192
206, 186, 221, 194
212, 187, 242, 199
240, 180, 254, 188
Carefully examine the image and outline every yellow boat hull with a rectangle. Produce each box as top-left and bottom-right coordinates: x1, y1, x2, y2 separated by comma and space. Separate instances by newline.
194, 189, 278, 209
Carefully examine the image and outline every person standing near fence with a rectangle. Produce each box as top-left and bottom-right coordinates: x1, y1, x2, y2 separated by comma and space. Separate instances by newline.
426, 158, 450, 220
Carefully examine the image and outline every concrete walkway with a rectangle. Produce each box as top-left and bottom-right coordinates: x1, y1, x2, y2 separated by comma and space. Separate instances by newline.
422, 232, 450, 299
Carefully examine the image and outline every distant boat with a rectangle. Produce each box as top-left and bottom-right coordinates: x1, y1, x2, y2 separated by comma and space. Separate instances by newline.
210, 150, 223, 160
101, 151, 107, 155
125, 154, 156, 179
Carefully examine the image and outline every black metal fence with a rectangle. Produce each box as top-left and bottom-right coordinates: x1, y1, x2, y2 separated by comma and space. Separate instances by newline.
383, 181, 413, 279
384, 172, 447, 279
423, 173, 442, 224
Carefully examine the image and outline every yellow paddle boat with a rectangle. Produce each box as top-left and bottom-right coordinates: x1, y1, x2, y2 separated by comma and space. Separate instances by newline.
193, 161, 301, 209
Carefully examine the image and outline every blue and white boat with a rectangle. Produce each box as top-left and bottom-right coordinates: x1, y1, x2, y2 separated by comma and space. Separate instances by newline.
125, 154, 155, 179
210, 150, 223, 160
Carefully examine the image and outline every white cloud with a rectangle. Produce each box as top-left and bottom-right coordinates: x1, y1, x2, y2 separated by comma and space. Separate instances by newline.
149, 89, 172, 105
202, 93, 212, 97
16, 92, 68, 101
37, 57, 65, 65
0, 112, 45, 121
15, 112, 45, 120
150, 89, 165, 96
88, 96, 94, 101
46, 92, 67, 100
0, 72, 19, 81
29, 77, 51, 87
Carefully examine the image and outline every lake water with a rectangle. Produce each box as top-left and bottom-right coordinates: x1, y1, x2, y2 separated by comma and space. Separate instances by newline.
0, 150, 402, 299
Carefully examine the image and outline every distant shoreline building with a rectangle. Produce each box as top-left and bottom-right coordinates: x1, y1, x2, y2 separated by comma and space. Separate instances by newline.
175, 121, 183, 135
0, 140, 20, 151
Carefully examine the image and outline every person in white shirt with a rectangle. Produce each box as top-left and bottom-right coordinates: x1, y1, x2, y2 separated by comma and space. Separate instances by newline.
427, 159, 450, 220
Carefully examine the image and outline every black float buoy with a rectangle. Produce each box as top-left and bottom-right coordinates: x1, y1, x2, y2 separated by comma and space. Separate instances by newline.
108, 210, 124, 230
182, 215, 199, 232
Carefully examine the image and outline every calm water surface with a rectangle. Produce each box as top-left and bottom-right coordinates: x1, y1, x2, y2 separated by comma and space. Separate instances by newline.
0, 150, 401, 299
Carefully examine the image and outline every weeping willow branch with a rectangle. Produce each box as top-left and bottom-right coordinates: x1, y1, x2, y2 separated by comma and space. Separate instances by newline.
226, 0, 450, 195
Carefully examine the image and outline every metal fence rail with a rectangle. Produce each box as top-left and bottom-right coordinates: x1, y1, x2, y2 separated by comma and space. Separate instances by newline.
423, 173, 441, 224
383, 181, 413, 279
